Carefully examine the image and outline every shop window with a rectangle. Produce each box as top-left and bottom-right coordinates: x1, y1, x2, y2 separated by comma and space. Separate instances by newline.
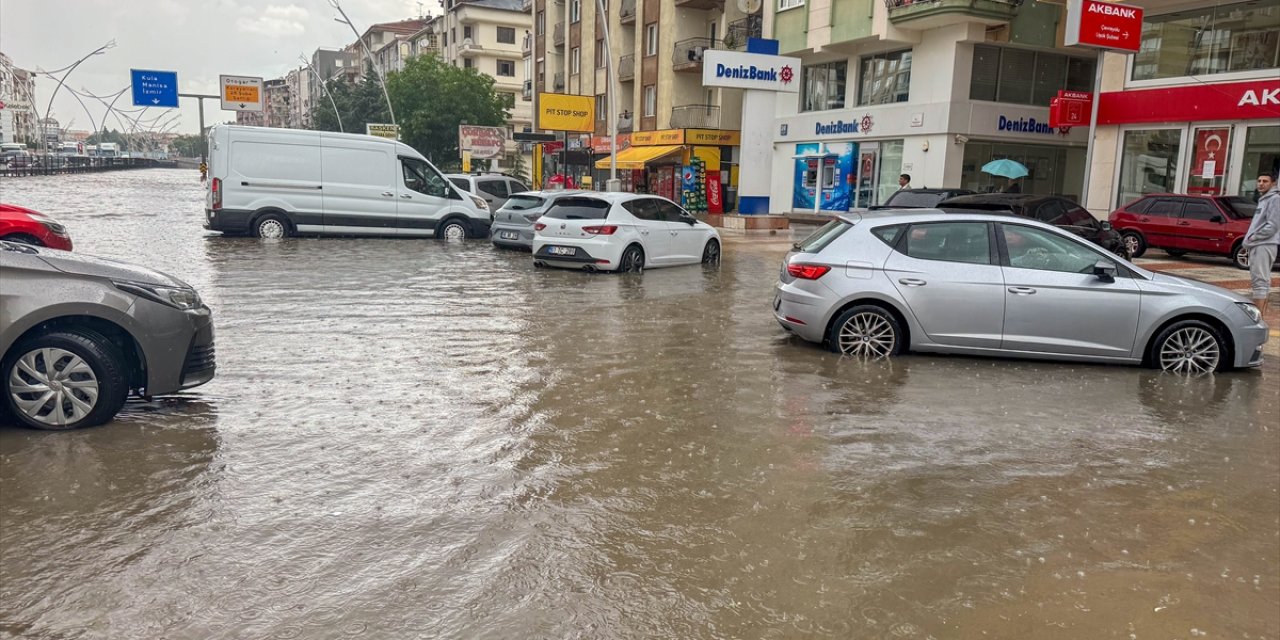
970, 45, 1096, 107
859, 50, 912, 106
1240, 125, 1280, 199
1117, 129, 1182, 208
801, 61, 846, 112
961, 141, 1082, 198
1133, 3, 1280, 81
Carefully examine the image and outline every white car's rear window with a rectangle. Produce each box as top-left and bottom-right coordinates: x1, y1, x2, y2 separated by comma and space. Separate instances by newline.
543, 198, 610, 220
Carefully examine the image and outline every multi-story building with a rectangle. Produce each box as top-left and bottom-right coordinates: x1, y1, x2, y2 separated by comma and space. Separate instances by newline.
308, 48, 360, 126
264, 78, 292, 128
349, 19, 433, 79
375, 35, 415, 73
409, 19, 445, 59
439, 0, 532, 166
529, 0, 755, 199
0, 52, 37, 145
759, 0, 1099, 213
1082, 0, 1280, 215
236, 109, 266, 127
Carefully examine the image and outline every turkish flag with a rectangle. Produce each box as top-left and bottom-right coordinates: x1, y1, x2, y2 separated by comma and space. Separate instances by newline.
1192, 128, 1229, 178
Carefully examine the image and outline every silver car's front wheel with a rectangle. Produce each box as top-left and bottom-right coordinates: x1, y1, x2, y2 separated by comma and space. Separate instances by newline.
828, 306, 903, 358
2, 331, 129, 430
1154, 322, 1223, 375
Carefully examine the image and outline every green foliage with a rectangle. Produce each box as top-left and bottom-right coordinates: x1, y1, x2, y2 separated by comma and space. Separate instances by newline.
170, 134, 205, 158
386, 54, 509, 165
86, 128, 130, 151
507, 150, 530, 184
310, 71, 391, 136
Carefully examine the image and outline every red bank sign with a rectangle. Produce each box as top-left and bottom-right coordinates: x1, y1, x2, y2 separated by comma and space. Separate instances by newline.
1065, 0, 1144, 52
1097, 79, 1280, 125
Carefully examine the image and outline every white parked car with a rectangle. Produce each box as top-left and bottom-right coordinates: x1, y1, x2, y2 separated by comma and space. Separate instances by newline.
532, 193, 722, 273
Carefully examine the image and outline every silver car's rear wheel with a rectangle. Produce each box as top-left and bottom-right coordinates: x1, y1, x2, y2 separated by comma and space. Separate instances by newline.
1156, 324, 1222, 374
829, 306, 903, 358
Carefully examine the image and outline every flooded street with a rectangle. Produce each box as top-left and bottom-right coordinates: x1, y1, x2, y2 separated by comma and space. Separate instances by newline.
2, 169, 1278, 639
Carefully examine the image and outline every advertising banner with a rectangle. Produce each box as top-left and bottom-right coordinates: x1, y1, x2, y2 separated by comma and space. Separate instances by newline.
538, 93, 594, 132
366, 123, 400, 139
458, 125, 507, 160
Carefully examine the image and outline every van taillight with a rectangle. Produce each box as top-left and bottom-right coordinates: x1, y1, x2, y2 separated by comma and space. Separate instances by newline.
211, 178, 222, 210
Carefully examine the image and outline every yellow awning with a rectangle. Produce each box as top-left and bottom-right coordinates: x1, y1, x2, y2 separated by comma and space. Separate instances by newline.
595, 144, 683, 170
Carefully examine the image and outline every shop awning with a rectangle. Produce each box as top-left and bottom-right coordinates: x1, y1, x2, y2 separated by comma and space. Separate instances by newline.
595, 144, 683, 170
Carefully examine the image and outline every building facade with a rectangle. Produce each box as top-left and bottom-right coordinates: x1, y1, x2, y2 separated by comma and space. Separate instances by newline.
764, 0, 1096, 213
264, 78, 292, 128
350, 19, 432, 80
0, 52, 37, 145
1082, 0, 1280, 214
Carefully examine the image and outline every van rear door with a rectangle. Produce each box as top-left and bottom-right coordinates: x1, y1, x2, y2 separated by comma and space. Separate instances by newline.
319, 134, 398, 234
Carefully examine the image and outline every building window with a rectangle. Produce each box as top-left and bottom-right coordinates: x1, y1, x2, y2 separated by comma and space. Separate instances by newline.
643, 84, 656, 116
1241, 125, 1280, 198
536, 11, 545, 35
497, 27, 516, 44
537, 60, 546, 86
1133, 3, 1280, 81
463, 26, 473, 41
597, 38, 606, 68
597, 94, 608, 120
801, 60, 846, 112
859, 50, 912, 106
498, 59, 516, 77
570, 0, 581, 23
961, 141, 1086, 198
778, 0, 804, 9
645, 24, 658, 57
464, 58, 474, 69
971, 45, 1096, 106
571, 47, 581, 75
451, 28, 457, 45
1117, 129, 1182, 207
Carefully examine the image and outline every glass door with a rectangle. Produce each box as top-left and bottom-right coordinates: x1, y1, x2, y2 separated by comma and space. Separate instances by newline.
1186, 126, 1232, 196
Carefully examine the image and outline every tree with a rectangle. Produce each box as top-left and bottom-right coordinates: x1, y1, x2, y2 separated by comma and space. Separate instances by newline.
170, 134, 204, 158
310, 68, 390, 136
386, 54, 509, 167
86, 127, 130, 151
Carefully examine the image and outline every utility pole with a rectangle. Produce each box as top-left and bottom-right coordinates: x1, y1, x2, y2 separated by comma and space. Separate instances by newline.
179, 92, 219, 164
331, 0, 397, 127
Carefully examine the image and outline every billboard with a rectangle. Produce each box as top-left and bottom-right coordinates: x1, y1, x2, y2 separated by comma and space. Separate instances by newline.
701, 50, 801, 93
366, 123, 400, 140
1064, 0, 1144, 52
458, 125, 507, 160
538, 93, 594, 132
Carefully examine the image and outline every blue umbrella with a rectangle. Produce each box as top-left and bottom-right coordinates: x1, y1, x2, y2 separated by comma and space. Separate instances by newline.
981, 158, 1029, 179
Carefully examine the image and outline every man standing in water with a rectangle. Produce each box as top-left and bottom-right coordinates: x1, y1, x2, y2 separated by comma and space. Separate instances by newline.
1244, 172, 1278, 315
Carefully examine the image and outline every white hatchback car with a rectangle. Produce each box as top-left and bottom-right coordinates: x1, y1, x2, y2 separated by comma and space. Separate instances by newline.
532, 193, 722, 272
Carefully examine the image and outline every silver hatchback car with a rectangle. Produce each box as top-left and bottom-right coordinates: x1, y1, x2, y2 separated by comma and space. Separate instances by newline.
490, 190, 590, 250
774, 211, 1268, 373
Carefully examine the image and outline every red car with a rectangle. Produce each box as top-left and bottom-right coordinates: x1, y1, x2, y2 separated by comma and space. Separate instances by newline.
1109, 194, 1255, 270
0, 203, 74, 251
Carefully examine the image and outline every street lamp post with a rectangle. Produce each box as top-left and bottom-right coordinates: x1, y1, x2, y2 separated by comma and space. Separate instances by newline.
595, 0, 621, 191
299, 54, 344, 132
330, 0, 397, 129
38, 40, 116, 156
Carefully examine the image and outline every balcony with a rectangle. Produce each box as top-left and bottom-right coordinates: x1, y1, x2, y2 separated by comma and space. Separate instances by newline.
673, 37, 718, 72
670, 104, 720, 129
521, 0, 532, 10
885, 0, 1022, 28
723, 15, 762, 50
674, 0, 723, 9
619, 54, 635, 81
620, 0, 636, 24
553, 22, 565, 47
522, 33, 533, 55
458, 38, 484, 56
523, 79, 533, 100
554, 71, 565, 91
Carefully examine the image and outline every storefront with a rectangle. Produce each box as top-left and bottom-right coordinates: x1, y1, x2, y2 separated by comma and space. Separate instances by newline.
1093, 79, 1280, 208
593, 128, 740, 214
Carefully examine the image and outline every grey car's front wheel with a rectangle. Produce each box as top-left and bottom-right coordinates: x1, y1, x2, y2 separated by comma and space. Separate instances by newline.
2, 331, 129, 430
827, 305, 904, 358
1151, 320, 1226, 375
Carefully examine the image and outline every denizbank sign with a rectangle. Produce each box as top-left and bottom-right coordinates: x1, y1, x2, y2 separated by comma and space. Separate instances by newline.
702, 50, 801, 94
997, 115, 1068, 136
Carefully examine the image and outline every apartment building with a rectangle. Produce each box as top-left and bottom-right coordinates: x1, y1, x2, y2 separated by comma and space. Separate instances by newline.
264, 78, 292, 128
348, 19, 433, 79
0, 52, 37, 145
528, 0, 757, 200
375, 35, 415, 73
1081, 0, 1279, 214
763, 0, 1098, 212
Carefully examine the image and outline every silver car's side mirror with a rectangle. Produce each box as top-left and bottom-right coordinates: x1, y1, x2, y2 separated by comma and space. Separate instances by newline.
1093, 259, 1117, 282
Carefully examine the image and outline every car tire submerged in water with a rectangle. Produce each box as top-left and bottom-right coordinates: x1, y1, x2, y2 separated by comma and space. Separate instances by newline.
253, 213, 290, 240
619, 245, 644, 273
1149, 319, 1227, 375
2, 330, 129, 430
826, 305, 904, 358
702, 239, 720, 265
1121, 232, 1146, 259
437, 218, 469, 241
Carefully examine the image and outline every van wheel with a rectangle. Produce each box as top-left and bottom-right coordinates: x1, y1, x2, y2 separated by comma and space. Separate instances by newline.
254, 214, 290, 239
437, 219, 469, 241
2, 330, 129, 430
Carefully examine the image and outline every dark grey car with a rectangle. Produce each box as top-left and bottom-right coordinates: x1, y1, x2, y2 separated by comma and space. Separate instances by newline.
0, 241, 215, 430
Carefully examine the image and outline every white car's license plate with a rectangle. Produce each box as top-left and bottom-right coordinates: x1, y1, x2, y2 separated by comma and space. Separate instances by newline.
548, 246, 575, 256
500, 231, 520, 240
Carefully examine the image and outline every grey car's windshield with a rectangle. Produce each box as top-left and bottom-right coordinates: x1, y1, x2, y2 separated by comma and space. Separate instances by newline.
504, 195, 545, 211
1221, 197, 1256, 218
884, 191, 950, 208
542, 198, 610, 220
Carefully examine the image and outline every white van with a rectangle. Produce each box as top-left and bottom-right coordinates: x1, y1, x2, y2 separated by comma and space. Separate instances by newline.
204, 125, 490, 240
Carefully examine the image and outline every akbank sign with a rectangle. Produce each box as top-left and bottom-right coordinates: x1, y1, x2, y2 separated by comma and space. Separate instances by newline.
703, 50, 802, 94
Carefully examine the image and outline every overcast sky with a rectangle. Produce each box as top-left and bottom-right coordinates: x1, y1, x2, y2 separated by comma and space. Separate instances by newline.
1, 0, 428, 135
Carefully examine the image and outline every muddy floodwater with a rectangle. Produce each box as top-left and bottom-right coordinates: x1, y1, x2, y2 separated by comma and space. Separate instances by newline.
2, 170, 1278, 639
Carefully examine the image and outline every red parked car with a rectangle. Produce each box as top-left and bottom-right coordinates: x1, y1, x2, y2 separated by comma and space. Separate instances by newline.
1109, 194, 1255, 270
0, 204, 74, 251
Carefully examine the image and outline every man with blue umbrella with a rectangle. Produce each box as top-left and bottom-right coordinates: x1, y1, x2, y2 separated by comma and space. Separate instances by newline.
982, 158, 1028, 193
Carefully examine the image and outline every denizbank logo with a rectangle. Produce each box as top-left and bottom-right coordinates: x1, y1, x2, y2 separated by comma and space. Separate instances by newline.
714, 64, 792, 85
813, 114, 875, 136
998, 115, 1064, 135
702, 50, 802, 93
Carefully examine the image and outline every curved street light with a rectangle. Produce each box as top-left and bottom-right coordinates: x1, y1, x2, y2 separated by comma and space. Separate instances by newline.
38, 39, 116, 155
330, 0, 397, 129
299, 54, 344, 132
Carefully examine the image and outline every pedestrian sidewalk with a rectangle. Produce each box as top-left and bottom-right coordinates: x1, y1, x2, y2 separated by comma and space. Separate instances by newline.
1134, 251, 1280, 338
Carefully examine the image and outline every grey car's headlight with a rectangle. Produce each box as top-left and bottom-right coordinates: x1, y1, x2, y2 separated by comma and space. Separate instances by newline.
1236, 302, 1262, 324
470, 195, 489, 211
113, 280, 202, 310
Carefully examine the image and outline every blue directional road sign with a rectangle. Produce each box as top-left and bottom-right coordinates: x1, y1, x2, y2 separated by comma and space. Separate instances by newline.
130, 69, 179, 108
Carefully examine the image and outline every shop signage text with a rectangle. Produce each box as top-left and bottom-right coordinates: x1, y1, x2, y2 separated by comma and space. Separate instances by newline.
1097, 79, 1280, 124
1064, 0, 1144, 52
997, 115, 1067, 136
1049, 90, 1093, 128
812, 114, 876, 137
537, 93, 595, 132
458, 125, 507, 160
702, 50, 801, 94
366, 123, 399, 140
